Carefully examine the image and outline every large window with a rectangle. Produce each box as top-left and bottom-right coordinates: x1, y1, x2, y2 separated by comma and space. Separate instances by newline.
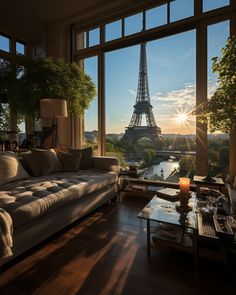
73, 0, 234, 178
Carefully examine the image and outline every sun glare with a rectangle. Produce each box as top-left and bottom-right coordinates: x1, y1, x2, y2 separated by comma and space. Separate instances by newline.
176, 112, 188, 124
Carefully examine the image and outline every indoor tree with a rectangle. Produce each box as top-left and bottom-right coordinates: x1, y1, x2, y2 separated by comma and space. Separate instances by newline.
0, 56, 96, 117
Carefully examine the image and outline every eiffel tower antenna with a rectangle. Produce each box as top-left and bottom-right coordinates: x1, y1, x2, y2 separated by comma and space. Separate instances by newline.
122, 32, 161, 143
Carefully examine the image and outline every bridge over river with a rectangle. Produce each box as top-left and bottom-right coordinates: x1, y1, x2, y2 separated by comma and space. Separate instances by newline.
156, 150, 196, 158
125, 150, 196, 163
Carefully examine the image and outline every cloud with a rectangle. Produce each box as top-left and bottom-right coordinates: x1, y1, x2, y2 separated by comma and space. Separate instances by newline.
151, 81, 218, 111
149, 81, 219, 134
151, 83, 196, 112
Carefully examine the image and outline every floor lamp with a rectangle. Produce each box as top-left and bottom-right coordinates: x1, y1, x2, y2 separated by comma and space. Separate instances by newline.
40, 99, 68, 148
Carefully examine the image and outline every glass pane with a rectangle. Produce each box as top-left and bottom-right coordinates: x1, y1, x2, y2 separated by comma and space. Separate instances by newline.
203, 0, 230, 12
0, 35, 10, 52
207, 21, 230, 98
170, 0, 194, 22
207, 21, 230, 177
89, 28, 100, 47
125, 13, 143, 36
16, 41, 25, 55
84, 56, 98, 153
106, 20, 122, 42
146, 4, 167, 30
105, 30, 196, 181
147, 30, 196, 182
105, 45, 139, 167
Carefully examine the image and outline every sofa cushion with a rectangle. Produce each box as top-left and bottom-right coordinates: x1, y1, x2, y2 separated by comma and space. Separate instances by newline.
31, 148, 62, 175
57, 151, 82, 171
0, 170, 117, 228
0, 153, 30, 186
68, 147, 93, 169
19, 151, 41, 176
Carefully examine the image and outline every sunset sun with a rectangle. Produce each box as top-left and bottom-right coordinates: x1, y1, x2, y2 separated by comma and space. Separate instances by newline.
176, 112, 189, 124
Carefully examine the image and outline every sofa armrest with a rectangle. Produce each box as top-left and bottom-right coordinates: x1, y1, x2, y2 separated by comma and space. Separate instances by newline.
0, 208, 13, 259
92, 156, 120, 173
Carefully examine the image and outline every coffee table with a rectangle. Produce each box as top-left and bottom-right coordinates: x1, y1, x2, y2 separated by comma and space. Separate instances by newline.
138, 195, 198, 269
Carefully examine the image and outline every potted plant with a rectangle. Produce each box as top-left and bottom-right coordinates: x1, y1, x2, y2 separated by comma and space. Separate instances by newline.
198, 35, 236, 179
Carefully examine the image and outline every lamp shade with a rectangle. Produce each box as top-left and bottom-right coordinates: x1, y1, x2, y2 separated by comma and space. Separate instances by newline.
40, 99, 68, 118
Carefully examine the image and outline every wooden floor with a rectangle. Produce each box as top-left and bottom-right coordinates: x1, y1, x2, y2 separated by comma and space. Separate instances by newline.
0, 196, 235, 295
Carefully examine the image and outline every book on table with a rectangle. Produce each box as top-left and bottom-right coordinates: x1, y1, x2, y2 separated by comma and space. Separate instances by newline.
152, 223, 183, 243
156, 188, 180, 202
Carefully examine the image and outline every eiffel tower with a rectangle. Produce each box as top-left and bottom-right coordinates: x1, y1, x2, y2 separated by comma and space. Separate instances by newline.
122, 42, 161, 143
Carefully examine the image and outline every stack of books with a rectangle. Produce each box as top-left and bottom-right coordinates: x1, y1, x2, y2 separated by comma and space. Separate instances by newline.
157, 188, 180, 202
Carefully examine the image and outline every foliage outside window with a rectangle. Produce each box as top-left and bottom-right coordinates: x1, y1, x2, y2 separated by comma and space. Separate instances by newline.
196, 35, 236, 178
199, 35, 236, 133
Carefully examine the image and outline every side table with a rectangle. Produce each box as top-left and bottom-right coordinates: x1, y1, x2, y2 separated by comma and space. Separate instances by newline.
138, 195, 198, 271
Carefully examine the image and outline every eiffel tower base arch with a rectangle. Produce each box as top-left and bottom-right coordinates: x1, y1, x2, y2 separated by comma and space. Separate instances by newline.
121, 126, 161, 144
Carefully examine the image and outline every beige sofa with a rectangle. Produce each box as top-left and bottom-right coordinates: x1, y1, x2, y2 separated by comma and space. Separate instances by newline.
0, 155, 119, 266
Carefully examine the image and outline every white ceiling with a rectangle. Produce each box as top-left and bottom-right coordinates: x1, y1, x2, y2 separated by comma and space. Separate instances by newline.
0, 0, 137, 42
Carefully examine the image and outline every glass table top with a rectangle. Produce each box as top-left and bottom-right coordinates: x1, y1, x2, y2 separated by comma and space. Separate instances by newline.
138, 194, 197, 229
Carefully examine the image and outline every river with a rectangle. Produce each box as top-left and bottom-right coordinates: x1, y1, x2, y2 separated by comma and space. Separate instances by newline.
142, 160, 179, 180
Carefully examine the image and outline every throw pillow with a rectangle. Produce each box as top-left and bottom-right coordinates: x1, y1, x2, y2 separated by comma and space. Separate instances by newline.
57, 151, 82, 171
67, 146, 93, 169
0, 153, 30, 186
31, 148, 62, 175
19, 151, 41, 176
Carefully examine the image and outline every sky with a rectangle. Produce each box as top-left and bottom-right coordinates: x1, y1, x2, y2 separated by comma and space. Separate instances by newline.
84, 0, 230, 135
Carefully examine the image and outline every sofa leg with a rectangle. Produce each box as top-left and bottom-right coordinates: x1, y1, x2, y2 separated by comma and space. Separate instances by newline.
108, 194, 119, 205
115, 193, 120, 204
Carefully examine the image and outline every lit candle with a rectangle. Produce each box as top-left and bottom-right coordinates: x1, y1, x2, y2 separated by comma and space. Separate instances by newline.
179, 178, 190, 195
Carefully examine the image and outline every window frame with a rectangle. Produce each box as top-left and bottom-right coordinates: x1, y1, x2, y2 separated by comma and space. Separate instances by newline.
73, 0, 235, 176
72, 0, 236, 175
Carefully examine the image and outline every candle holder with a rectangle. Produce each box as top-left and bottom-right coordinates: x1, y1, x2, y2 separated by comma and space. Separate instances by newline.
175, 192, 192, 212
178, 210, 188, 226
